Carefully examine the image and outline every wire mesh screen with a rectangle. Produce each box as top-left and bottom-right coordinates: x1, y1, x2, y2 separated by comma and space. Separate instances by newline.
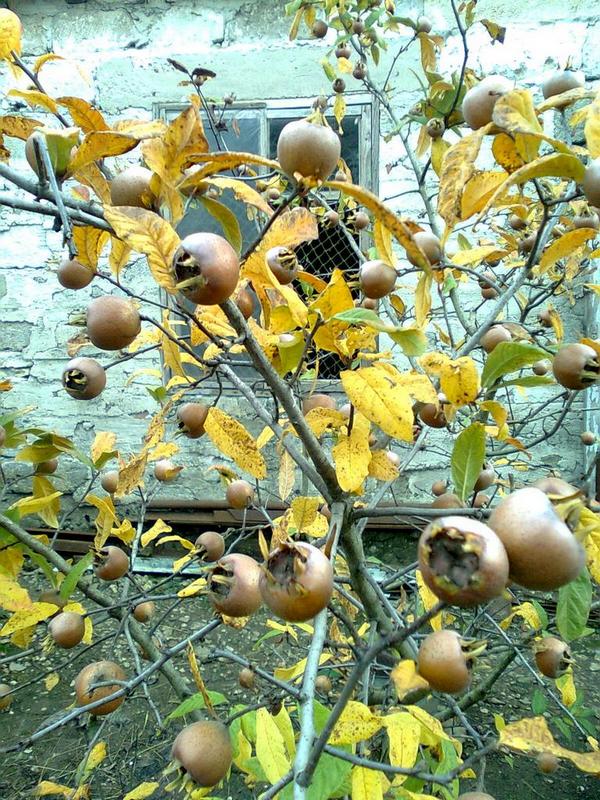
296, 212, 361, 378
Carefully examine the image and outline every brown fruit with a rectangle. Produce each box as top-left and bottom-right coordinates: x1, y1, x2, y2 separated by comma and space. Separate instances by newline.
534, 636, 571, 678
581, 431, 596, 445
359, 297, 378, 310
418, 517, 509, 607
417, 630, 471, 693
488, 487, 585, 590
86, 296, 140, 351
481, 325, 512, 353
48, 611, 85, 649
172, 233, 240, 306
572, 212, 599, 229
537, 751, 560, 774
432, 493, 463, 509
209, 553, 262, 617
36, 458, 58, 475
532, 359, 551, 376
101, 470, 119, 494
195, 531, 225, 561
57, 258, 94, 290
461, 75, 512, 129
481, 286, 498, 300
508, 213, 527, 230
0, 684, 12, 711
431, 480, 447, 496
352, 62, 367, 80
177, 402, 209, 439
474, 492, 489, 508
426, 118, 445, 139
94, 546, 129, 581
277, 120, 341, 180
552, 343, 599, 390
408, 231, 442, 266
416, 16, 432, 33
582, 159, 600, 206
110, 166, 153, 208
62, 357, 106, 400
302, 393, 337, 415
238, 668, 256, 689
474, 466, 495, 492
315, 675, 332, 694
133, 601, 155, 623
532, 476, 580, 498
519, 233, 537, 254
260, 540, 333, 622
226, 479, 254, 509
359, 259, 397, 299
335, 44, 352, 59
352, 210, 370, 230
334, 169, 347, 182
75, 660, 126, 716
312, 19, 328, 38
333, 78, 346, 94
538, 308, 553, 328
323, 209, 340, 227
352, 20, 365, 34
171, 720, 233, 787
154, 459, 181, 482
235, 288, 255, 319
418, 403, 447, 429
266, 246, 299, 285
542, 69, 585, 100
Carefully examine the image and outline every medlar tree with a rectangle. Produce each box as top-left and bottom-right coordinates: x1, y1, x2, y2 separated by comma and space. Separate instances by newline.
0, 2, 599, 799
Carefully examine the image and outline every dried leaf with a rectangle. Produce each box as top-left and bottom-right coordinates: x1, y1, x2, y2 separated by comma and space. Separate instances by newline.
204, 408, 266, 479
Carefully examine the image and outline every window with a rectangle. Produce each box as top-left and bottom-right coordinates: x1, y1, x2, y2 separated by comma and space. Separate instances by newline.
154, 95, 379, 380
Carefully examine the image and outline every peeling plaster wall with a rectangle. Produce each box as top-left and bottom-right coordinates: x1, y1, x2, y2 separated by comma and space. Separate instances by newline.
0, 0, 597, 516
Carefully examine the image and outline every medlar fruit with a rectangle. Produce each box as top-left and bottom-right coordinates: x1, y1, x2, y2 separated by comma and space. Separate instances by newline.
417, 630, 472, 693
461, 75, 512, 129
48, 611, 85, 649
358, 260, 397, 298
408, 230, 442, 266
534, 636, 572, 678
418, 403, 447, 429
195, 531, 225, 561
110, 166, 153, 208
277, 120, 341, 180
226, 479, 254, 509
57, 258, 94, 290
552, 343, 599, 390
481, 325, 512, 353
94, 546, 129, 581
171, 720, 233, 787
177, 402, 209, 439
62, 357, 106, 400
418, 517, 509, 607
75, 660, 126, 716
208, 553, 262, 617
86, 296, 141, 351
172, 232, 240, 306
266, 246, 299, 285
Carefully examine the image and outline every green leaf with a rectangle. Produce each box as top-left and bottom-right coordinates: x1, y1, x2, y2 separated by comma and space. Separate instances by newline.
451, 422, 486, 501
500, 375, 554, 388
556, 568, 592, 641
481, 341, 549, 387
166, 690, 227, 721
199, 196, 242, 254
59, 551, 94, 600
321, 59, 336, 82
531, 688, 548, 715
332, 309, 427, 356
388, 326, 428, 356
531, 599, 548, 629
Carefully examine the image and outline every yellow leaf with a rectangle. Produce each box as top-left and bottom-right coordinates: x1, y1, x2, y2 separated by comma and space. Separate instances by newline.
90, 431, 117, 464
86, 493, 117, 550
351, 766, 384, 800
45, 672, 60, 691
383, 712, 421, 784
310, 268, 354, 322
69, 131, 139, 173
103, 206, 180, 292
0, 577, 32, 612
140, 519, 173, 548
255, 707, 291, 784
56, 96, 108, 133
585, 95, 600, 158
0, 114, 43, 140
461, 171, 508, 218
11, 491, 63, 522
273, 704, 296, 759
492, 132, 525, 174
415, 272, 432, 328
479, 400, 509, 440
333, 94, 346, 132
556, 668, 577, 707
373, 219, 396, 266
274, 652, 331, 682
177, 577, 207, 598
332, 412, 371, 492
278, 448, 296, 502
438, 126, 489, 232
376, 365, 437, 403
368, 449, 400, 481
71, 227, 108, 270
291, 496, 320, 532
341, 368, 413, 442
111, 518, 135, 546
0, 602, 57, 637
415, 569, 445, 631
115, 451, 147, 498
431, 137, 450, 177
500, 601, 542, 630
420, 353, 480, 406
451, 245, 507, 267
478, 153, 586, 221
0, 546, 24, 579
326, 180, 430, 270
204, 176, 272, 215
406, 705, 457, 748
123, 783, 160, 800
7, 88, 57, 114
32, 476, 61, 528
491, 89, 542, 162
204, 408, 266, 479
185, 150, 279, 181
108, 236, 131, 276
329, 700, 383, 745
499, 715, 600, 774
390, 662, 430, 703
0, 9, 22, 58
35, 781, 79, 798
537, 228, 595, 275
84, 741, 107, 774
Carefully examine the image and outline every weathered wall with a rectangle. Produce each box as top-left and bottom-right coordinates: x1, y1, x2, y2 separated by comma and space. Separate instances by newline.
0, 0, 597, 517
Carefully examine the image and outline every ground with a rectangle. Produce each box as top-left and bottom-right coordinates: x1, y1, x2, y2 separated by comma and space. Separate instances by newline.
1, 533, 599, 799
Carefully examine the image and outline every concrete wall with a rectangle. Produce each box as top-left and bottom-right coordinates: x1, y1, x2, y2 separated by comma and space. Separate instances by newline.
0, 0, 597, 518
